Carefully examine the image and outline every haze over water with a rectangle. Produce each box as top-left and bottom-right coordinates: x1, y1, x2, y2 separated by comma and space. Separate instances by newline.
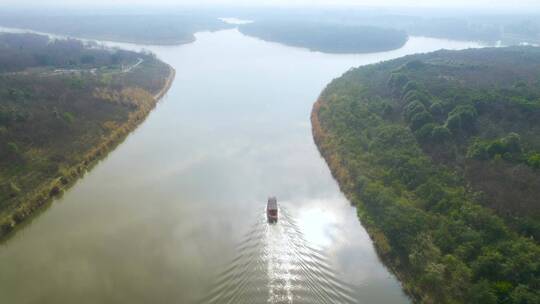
0, 28, 481, 303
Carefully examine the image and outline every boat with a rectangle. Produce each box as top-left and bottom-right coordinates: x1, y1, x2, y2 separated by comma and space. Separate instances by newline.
267, 197, 278, 223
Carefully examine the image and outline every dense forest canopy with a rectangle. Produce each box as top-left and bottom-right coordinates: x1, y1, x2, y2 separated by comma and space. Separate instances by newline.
313, 46, 540, 303
239, 20, 408, 54
0, 33, 171, 237
0, 14, 232, 45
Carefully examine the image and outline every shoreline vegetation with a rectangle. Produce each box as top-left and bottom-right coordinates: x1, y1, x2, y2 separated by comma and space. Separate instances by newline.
312, 47, 540, 303
0, 33, 175, 240
239, 21, 409, 54
312, 98, 413, 295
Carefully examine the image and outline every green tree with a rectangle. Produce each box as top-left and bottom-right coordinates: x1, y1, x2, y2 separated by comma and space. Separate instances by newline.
7, 142, 19, 155
409, 233, 441, 272
431, 126, 451, 142
527, 153, 540, 169
446, 113, 462, 132
469, 280, 498, 304
446, 105, 478, 132
410, 111, 434, 131
430, 101, 445, 115
63, 112, 75, 123
404, 100, 426, 121
415, 123, 436, 142
510, 285, 540, 304
472, 249, 505, 281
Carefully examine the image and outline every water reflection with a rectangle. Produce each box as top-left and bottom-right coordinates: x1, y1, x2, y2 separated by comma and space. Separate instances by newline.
296, 203, 338, 248
202, 207, 357, 304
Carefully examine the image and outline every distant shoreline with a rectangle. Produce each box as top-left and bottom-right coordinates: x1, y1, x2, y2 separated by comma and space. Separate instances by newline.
70, 34, 197, 46
238, 23, 409, 54
0, 26, 197, 46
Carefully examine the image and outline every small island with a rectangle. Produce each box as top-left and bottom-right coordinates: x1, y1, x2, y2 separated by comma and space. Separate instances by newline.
0, 33, 174, 238
239, 20, 408, 54
312, 47, 540, 303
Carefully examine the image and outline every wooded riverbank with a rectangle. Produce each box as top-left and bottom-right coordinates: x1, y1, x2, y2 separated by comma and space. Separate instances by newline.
0, 63, 175, 241
311, 47, 540, 303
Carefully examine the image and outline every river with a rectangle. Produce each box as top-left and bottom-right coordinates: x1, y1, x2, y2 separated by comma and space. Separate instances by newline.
0, 28, 481, 303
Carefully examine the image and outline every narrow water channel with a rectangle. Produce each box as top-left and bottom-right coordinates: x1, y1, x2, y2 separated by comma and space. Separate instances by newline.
0, 28, 481, 303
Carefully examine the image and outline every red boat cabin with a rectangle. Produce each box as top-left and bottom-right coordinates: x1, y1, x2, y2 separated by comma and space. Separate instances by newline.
267, 197, 278, 223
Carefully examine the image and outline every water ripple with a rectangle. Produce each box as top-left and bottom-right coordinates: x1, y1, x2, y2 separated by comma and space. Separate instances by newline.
200, 207, 357, 304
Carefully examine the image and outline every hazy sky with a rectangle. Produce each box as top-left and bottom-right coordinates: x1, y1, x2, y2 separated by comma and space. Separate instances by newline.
3, 0, 540, 10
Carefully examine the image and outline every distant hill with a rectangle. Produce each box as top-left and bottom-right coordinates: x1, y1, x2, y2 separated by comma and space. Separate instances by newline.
312, 46, 540, 303
239, 20, 408, 54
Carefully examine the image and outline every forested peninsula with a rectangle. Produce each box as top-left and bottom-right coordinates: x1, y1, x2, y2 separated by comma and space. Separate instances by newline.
312, 47, 540, 303
239, 21, 408, 54
0, 33, 174, 239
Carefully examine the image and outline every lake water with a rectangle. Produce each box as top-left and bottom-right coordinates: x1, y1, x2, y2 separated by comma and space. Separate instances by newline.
0, 28, 481, 303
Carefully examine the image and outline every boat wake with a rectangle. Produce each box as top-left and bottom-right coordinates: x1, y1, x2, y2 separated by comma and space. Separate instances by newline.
200, 208, 357, 304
